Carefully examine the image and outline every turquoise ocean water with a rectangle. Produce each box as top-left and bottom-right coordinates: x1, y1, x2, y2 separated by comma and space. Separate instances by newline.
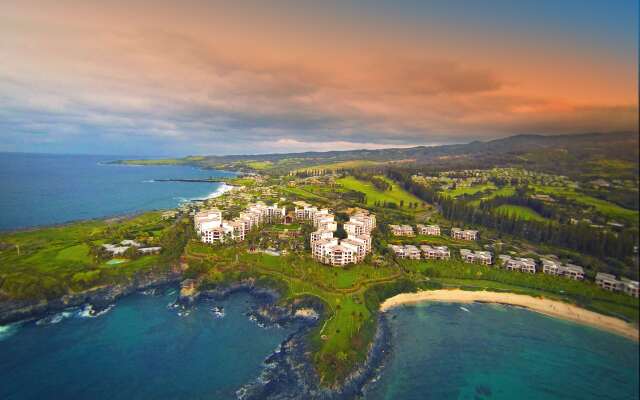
0, 290, 296, 400
365, 302, 639, 400
1, 153, 638, 399
0, 152, 234, 230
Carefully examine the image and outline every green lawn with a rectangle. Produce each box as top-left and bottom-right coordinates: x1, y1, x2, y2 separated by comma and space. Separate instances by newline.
441, 183, 497, 198
532, 185, 638, 223
495, 204, 549, 222
0, 212, 180, 300
296, 160, 382, 173
244, 161, 273, 170
336, 176, 424, 208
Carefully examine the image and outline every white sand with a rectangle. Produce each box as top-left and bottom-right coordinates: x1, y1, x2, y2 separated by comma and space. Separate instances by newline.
380, 289, 639, 341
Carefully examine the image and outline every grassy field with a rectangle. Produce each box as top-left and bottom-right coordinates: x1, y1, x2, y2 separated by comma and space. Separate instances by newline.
495, 204, 548, 222
336, 176, 424, 208
0, 212, 181, 300
468, 186, 517, 206
441, 183, 497, 198
244, 161, 273, 170
296, 160, 382, 173
532, 185, 638, 223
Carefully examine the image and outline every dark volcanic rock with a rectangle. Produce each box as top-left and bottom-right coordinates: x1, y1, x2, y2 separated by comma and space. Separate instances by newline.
237, 305, 392, 400
0, 270, 181, 325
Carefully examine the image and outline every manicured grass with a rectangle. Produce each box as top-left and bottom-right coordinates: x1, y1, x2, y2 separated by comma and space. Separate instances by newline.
0, 212, 179, 299
244, 161, 273, 170
441, 183, 497, 198
296, 160, 382, 173
336, 176, 424, 208
55, 244, 91, 262
532, 185, 638, 222
495, 204, 548, 222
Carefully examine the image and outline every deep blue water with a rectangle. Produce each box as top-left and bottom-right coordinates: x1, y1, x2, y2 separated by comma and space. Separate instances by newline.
0, 290, 296, 400
0, 152, 234, 230
366, 302, 639, 400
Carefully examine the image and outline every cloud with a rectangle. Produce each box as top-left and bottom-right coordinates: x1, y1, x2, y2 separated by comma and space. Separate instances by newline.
0, 3, 637, 155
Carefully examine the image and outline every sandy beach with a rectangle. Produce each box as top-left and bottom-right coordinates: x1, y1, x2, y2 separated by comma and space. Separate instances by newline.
380, 289, 639, 341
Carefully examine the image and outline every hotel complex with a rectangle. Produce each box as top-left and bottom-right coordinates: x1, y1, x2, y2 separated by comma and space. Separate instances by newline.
298, 203, 375, 267
195, 202, 285, 244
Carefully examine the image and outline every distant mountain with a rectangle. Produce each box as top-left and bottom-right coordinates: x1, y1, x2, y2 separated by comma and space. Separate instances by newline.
117, 132, 639, 176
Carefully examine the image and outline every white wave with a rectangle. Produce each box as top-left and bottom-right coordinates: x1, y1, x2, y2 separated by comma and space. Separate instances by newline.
204, 183, 234, 199
0, 322, 21, 341
459, 306, 470, 313
142, 179, 155, 183
77, 304, 114, 318
36, 310, 75, 325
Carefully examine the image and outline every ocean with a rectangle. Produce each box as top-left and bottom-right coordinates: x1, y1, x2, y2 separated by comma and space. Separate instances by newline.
1, 296, 637, 400
1, 153, 638, 399
365, 302, 639, 400
0, 290, 297, 400
0, 152, 234, 231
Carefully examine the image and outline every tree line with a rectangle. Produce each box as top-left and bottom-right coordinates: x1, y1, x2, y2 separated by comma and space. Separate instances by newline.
386, 167, 638, 262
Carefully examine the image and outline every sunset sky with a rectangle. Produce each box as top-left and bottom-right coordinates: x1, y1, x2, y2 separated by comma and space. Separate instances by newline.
1, 0, 638, 156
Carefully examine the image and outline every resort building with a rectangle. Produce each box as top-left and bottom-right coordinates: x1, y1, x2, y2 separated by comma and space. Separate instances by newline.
389, 224, 415, 236
541, 258, 585, 280
501, 256, 537, 273
595, 272, 622, 292
388, 244, 407, 259
102, 241, 162, 257
460, 249, 492, 265
310, 230, 335, 245
344, 220, 365, 236
420, 245, 450, 260
294, 202, 318, 221
541, 259, 560, 275
102, 243, 130, 256
324, 245, 356, 266
417, 224, 440, 236
350, 212, 376, 234
404, 245, 422, 260
557, 264, 585, 280
310, 210, 375, 266
621, 278, 640, 298
138, 246, 162, 255
196, 202, 284, 244
312, 209, 332, 226
451, 228, 478, 241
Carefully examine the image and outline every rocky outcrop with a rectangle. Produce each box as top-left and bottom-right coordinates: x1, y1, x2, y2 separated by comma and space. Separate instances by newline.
231, 289, 392, 400
0, 270, 181, 325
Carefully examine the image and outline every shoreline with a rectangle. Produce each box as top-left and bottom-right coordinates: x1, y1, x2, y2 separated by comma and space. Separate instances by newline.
380, 289, 639, 342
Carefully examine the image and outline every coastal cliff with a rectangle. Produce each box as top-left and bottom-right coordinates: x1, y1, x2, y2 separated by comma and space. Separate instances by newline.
179, 279, 394, 400
0, 269, 182, 325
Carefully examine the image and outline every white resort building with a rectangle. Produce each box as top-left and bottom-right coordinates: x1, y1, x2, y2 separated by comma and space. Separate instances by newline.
596, 272, 622, 292
420, 245, 450, 260
595, 273, 639, 297
195, 202, 285, 244
417, 224, 440, 236
311, 210, 376, 266
294, 201, 318, 221
451, 228, 478, 241
499, 255, 536, 273
389, 224, 415, 236
540, 258, 584, 280
460, 249, 492, 265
